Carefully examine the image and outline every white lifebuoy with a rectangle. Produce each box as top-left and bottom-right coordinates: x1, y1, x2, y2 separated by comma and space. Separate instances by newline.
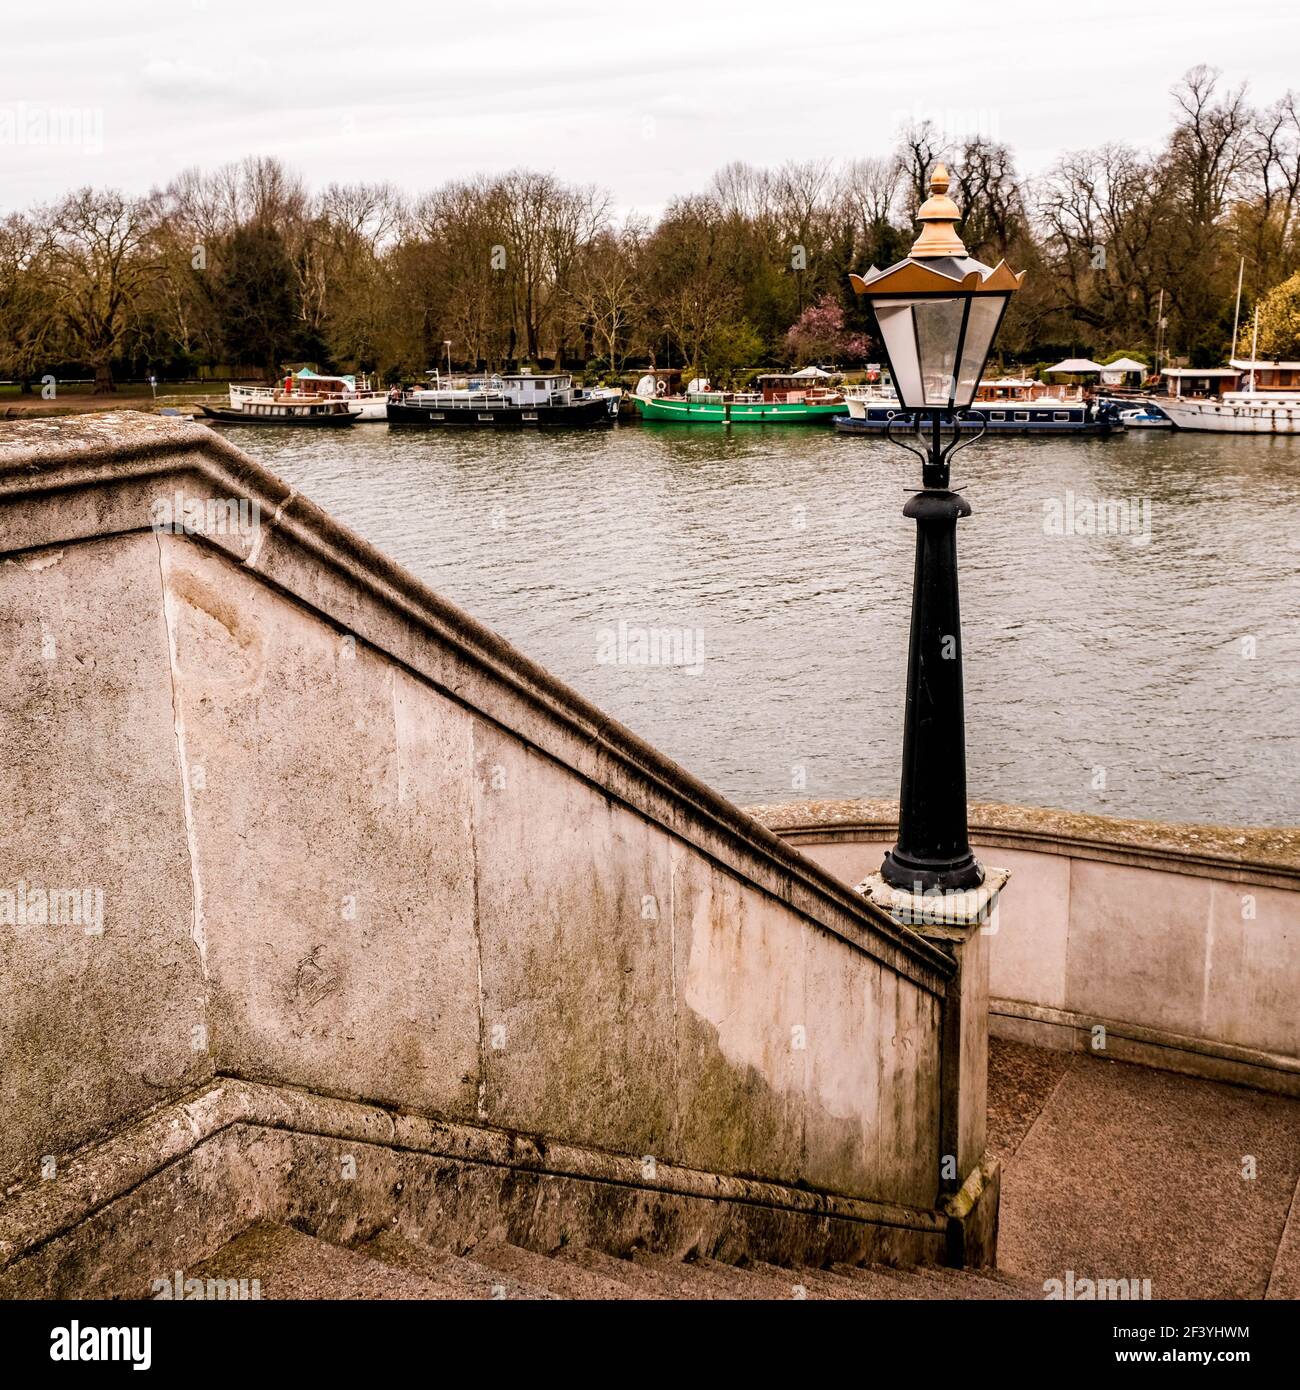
655, 380, 667, 396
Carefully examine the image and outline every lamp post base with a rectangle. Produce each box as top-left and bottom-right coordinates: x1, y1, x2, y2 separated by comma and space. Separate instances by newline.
881, 845, 985, 893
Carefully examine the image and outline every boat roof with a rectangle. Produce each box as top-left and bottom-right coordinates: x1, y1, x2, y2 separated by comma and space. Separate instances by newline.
1230, 358, 1300, 370
296, 368, 357, 388
1102, 357, 1149, 372
1161, 367, 1241, 377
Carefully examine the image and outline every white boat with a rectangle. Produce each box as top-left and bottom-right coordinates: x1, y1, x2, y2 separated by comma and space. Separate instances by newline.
388, 370, 616, 427
1156, 390, 1300, 433
229, 369, 389, 421
1158, 358, 1300, 434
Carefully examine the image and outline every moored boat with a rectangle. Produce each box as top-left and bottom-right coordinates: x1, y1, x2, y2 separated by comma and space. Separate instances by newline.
1156, 358, 1300, 433
836, 376, 1120, 434
230, 369, 389, 421
200, 396, 361, 427
1116, 404, 1173, 429
634, 371, 847, 424
387, 370, 615, 427
1156, 390, 1300, 433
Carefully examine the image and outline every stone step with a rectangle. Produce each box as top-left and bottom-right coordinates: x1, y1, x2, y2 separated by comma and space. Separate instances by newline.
824, 1263, 997, 1301
636, 1256, 823, 1295
839, 1261, 1039, 1301
362, 1231, 560, 1300
469, 1242, 646, 1301
192, 1223, 1047, 1302
190, 1223, 461, 1300
557, 1246, 734, 1300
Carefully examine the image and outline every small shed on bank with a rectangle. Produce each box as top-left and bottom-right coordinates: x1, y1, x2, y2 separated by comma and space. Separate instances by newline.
1045, 357, 1105, 379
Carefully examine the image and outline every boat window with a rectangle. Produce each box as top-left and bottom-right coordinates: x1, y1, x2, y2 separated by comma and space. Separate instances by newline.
1015, 411, 1029, 421
1053, 412, 1069, 421
990, 411, 1005, 421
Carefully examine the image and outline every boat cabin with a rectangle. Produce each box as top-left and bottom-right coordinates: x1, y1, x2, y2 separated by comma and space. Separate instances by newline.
1160, 368, 1241, 399
755, 372, 841, 403
413, 371, 574, 407
1229, 359, 1300, 392
976, 376, 1084, 404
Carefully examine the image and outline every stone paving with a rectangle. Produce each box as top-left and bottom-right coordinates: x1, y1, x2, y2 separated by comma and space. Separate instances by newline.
991, 1039, 1300, 1299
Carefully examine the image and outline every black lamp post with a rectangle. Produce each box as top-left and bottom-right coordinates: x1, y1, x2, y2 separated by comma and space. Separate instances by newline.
851, 166, 1024, 893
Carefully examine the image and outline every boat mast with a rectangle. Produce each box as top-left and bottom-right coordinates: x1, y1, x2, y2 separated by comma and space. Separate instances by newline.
1231, 256, 1245, 359
1249, 307, 1259, 391
1154, 289, 1165, 376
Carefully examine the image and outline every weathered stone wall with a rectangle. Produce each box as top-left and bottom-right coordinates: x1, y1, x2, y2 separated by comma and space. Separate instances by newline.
754, 799, 1300, 1095
0, 418, 957, 1263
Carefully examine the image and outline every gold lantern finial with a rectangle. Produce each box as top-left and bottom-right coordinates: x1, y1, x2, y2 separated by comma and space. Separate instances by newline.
910, 163, 967, 258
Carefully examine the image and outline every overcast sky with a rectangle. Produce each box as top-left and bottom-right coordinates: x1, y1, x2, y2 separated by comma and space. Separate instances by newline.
3, 0, 1297, 219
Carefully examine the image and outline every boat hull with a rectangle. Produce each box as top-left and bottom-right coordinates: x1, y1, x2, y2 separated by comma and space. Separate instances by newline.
1156, 397, 1300, 433
200, 405, 359, 427
387, 397, 612, 427
635, 396, 846, 424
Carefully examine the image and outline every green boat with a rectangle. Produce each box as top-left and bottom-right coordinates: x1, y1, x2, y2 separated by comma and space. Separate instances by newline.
634, 373, 848, 424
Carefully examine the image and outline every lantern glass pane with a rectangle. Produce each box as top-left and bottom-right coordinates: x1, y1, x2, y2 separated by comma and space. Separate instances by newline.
874, 301, 923, 407
955, 295, 1008, 406
913, 297, 966, 406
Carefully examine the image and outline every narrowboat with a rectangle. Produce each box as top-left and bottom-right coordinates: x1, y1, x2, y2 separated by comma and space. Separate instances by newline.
387, 371, 616, 427
835, 377, 1121, 435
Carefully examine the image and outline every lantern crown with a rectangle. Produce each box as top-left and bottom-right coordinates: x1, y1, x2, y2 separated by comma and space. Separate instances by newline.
911, 164, 966, 258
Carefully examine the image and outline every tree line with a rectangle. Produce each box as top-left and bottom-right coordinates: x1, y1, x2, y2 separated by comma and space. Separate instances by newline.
1, 66, 1297, 394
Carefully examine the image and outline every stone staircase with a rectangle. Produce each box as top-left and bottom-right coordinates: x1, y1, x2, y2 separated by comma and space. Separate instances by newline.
178, 1037, 1300, 1303
190, 1223, 1043, 1301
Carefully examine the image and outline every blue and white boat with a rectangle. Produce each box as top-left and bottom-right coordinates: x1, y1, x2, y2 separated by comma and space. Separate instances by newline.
836, 377, 1121, 435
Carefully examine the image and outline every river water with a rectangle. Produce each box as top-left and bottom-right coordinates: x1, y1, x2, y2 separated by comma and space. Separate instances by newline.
208, 419, 1300, 827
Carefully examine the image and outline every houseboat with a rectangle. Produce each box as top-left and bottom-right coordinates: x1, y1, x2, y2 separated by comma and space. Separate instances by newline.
387, 371, 616, 427
200, 396, 360, 427
1156, 359, 1300, 434
835, 377, 1121, 435
230, 369, 389, 421
634, 370, 847, 424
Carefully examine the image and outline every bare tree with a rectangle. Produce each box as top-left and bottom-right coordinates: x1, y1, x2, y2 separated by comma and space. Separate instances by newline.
41, 189, 161, 392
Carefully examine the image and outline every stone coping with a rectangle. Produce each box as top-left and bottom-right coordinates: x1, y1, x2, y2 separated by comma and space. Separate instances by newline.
0, 414, 952, 990
747, 798, 1300, 884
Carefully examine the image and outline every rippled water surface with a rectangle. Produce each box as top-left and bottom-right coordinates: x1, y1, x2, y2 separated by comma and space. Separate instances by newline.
210, 419, 1300, 826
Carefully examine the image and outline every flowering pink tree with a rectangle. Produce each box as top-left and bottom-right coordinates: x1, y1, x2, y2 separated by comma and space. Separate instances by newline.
784, 294, 871, 366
